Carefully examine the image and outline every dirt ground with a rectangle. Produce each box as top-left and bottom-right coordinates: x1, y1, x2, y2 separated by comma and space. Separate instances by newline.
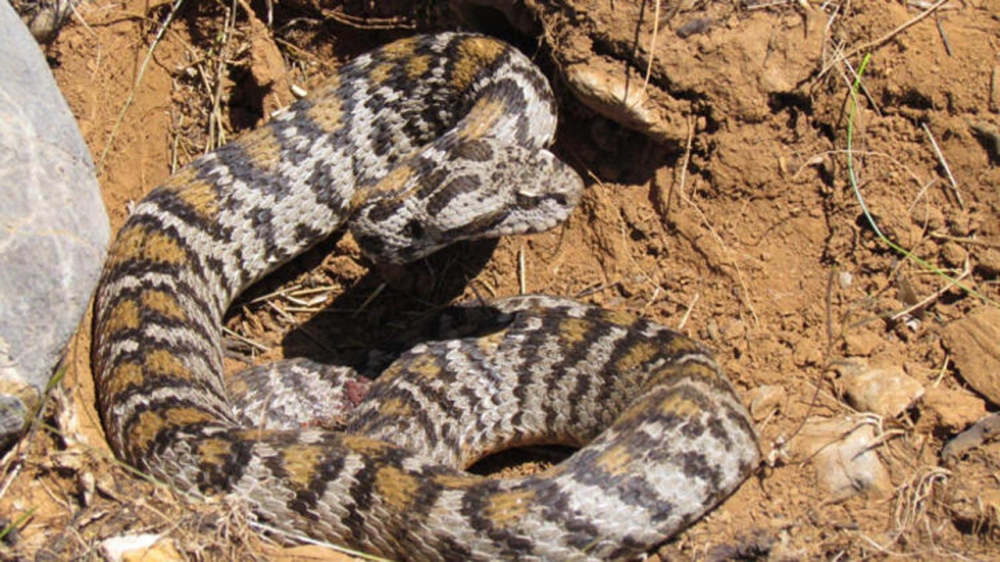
3, 0, 1000, 560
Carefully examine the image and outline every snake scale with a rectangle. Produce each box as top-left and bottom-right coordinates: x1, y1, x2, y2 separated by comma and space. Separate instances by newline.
91, 32, 760, 560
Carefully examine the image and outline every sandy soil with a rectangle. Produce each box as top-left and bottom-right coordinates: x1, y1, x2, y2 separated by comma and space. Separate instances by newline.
3, 0, 1000, 560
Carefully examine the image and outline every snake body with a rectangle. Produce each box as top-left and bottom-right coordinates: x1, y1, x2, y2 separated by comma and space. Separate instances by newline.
92, 32, 759, 560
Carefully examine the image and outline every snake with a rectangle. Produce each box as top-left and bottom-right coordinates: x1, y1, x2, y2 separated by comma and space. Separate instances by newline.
91, 32, 760, 560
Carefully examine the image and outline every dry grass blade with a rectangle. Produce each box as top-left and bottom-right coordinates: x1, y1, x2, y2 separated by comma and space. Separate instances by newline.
889, 257, 971, 322
892, 466, 949, 534
222, 326, 269, 352
921, 122, 965, 209
640, 0, 661, 98
325, 8, 416, 30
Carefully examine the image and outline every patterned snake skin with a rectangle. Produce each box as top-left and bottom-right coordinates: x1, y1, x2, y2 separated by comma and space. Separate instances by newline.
91, 33, 760, 560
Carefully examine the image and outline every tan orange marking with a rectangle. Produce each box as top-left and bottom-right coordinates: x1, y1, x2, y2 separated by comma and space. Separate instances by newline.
145, 348, 191, 379
663, 336, 704, 356
456, 97, 506, 142
647, 361, 719, 389
163, 406, 216, 425
140, 289, 186, 321
159, 166, 199, 191
108, 224, 188, 269
614, 340, 658, 374
375, 397, 413, 417
104, 299, 140, 334
433, 473, 481, 489
242, 127, 284, 171
597, 308, 635, 326
312, 73, 341, 98
130, 410, 167, 452
341, 435, 394, 458
450, 37, 506, 91
484, 489, 534, 526
104, 361, 145, 398
374, 466, 419, 510
129, 407, 214, 452
282, 443, 326, 488
557, 317, 595, 347
197, 438, 233, 467
368, 62, 394, 86
160, 166, 220, 221
352, 164, 415, 208
476, 331, 505, 356
595, 443, 633, 476
380, 36, 420, 59
658, 391, 703, 418
405, 353, 445, 380
304, 95, 344, 135
406, 55, 432, 80
371, 351, 442, 383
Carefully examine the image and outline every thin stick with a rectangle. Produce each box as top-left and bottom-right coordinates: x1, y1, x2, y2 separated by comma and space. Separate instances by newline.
677, 293, 699, 330
921, 122, 965, 209
929, 232, 1000, 248
932, 354, 949, 386
0, 451, 24, 501
935, 17, 953, 56
97, 0, 185, 173
640, 0, 662, 98
889, 258, 971, 322
222, 326, 270, 352
209, 0, 238, 150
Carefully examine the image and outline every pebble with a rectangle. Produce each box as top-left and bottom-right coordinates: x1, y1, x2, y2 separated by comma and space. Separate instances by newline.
921, 386, 986, 434
941, 307, 1000, 406
839, 360, 925, 418
746, 385, 787, 422
99, 535, 181, 562
791, 416, 892, 500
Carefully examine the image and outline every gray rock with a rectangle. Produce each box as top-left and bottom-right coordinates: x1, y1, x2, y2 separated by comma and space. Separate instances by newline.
0, 0, 109, 450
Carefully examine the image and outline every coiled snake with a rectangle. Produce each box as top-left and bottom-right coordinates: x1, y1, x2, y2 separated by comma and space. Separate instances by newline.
92, 32, 760, 560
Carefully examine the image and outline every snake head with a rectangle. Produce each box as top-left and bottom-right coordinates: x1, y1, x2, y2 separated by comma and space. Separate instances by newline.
350, 140, 583, 264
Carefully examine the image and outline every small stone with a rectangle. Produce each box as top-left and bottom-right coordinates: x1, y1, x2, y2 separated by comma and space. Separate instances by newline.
941, 412, 1000, 461
941, 307, 1000, 406
843, 332, 882, 357
837, 271, 853, 290
746, 385, 787, 422
791, 416, 892, 500
100, 535, 181, 562
940, 242, 968, 268
841, 362, 925, 418
976, 249, 1000, 277
920, 386, 986, 434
